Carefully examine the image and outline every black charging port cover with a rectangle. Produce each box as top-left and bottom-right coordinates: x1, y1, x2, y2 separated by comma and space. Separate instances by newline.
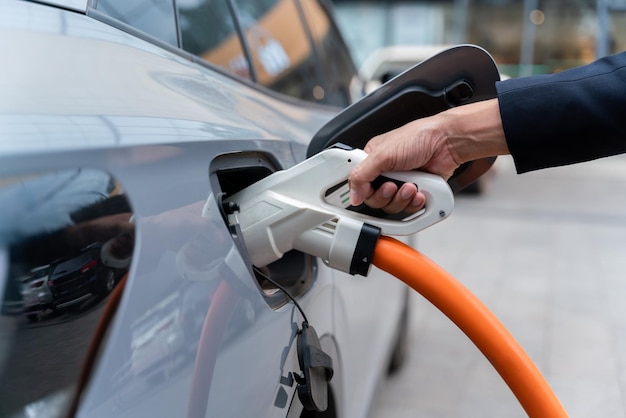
296, 323, 334, 411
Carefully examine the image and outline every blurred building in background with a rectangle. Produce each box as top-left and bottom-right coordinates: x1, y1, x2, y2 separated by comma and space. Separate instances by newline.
331, 0, 626, 76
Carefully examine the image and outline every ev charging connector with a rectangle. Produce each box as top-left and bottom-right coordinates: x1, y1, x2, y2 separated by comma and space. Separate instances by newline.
224, 146, 454, 276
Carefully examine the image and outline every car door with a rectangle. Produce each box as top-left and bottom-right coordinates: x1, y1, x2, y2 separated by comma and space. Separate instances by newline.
0, 1, 353, 418
0, 3, 501, 418
0, 2, 334, 418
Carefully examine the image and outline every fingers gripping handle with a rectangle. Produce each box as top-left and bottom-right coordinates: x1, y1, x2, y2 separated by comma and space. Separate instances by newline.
317, 147, 454, 235
224, 146, 454, 273
331, 167, 454, 236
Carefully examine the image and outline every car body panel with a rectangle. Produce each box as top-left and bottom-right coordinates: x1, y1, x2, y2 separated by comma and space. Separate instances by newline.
0, 1, 499, 417
0, 3, 384, 414
0, 3, 335, 156
36, 0, 88, 12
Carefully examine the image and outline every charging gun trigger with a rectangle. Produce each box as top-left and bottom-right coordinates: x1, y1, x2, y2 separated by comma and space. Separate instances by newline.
347, 168, 454, 235
370, 175, 416, 193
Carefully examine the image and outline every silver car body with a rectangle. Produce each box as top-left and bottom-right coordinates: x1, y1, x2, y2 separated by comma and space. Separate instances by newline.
0, 1, 410, 418
20, 265, 53, 318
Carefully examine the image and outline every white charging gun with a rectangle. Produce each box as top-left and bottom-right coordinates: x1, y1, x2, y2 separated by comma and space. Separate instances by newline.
224, 145, 454, 276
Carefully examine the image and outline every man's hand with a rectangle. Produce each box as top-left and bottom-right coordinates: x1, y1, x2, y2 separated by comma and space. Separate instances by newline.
348, 98, 508, 214
348, 115, 461, 213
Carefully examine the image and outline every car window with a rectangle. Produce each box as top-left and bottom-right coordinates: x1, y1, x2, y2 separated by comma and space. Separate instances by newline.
93, 0, 355, 105
299, 0, 356, 107
232, 0, 323, 102
95, 0, 179, 47
177, 0, 253, 80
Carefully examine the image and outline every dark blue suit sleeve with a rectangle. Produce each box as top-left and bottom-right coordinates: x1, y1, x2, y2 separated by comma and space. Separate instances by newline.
496, 51, 626, 173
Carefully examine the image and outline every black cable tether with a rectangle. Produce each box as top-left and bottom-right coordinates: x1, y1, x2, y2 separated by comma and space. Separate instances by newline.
253, 267, 309, 325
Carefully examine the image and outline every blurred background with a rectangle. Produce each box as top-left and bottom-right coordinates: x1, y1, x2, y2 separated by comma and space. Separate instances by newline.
332, 0, 626, 77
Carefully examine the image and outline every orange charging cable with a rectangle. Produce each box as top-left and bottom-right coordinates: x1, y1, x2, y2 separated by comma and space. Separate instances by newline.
188, 280, 239, 418
373, 236, 568, 418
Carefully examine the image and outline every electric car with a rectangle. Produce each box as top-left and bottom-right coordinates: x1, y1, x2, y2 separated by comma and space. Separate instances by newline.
0, 1, 499, 417
20, 264, 54, 321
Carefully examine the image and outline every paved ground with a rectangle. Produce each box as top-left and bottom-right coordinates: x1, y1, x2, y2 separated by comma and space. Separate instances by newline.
368, 155, 626, 418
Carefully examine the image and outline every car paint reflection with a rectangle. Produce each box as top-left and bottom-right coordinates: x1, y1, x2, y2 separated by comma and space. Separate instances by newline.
0, 154, 314, 418
0, 169, 135, 417
106, 208, 251, 402
78, 193, 291, 417
19, 264, 53, 322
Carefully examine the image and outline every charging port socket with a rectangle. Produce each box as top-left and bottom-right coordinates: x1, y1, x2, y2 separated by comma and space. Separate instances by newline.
210, 152, 316, 309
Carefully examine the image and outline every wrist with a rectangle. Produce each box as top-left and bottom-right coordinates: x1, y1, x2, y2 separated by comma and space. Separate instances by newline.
440, 98, 509, 164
